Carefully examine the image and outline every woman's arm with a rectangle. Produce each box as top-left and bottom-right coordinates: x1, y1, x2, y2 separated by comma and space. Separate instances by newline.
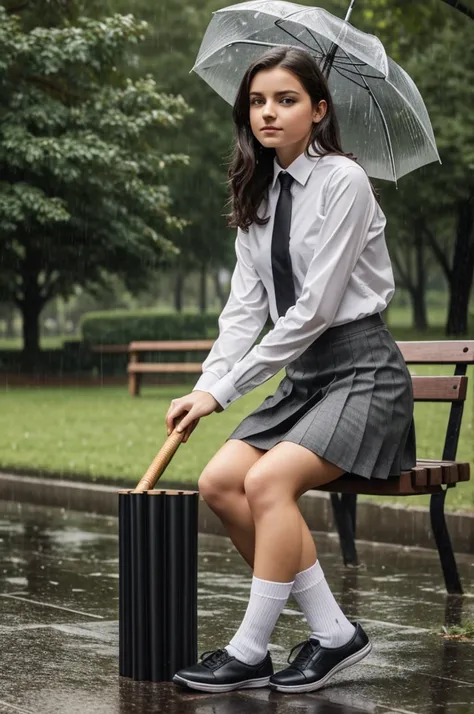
206, 164, 377, 409
192, 226, 269, 393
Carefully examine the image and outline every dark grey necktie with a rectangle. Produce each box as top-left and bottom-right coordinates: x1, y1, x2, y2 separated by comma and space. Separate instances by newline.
271, 171, 296, 317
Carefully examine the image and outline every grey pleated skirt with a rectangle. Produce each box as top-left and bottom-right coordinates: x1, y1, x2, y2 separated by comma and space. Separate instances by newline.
226, 313, 416, 481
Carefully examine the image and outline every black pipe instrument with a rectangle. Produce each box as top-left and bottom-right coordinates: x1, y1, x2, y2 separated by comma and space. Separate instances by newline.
119, 417, 199, 682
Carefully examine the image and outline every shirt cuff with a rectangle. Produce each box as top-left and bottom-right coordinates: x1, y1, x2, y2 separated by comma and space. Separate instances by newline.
206, 374, 242, 410
192, 372, 221, 393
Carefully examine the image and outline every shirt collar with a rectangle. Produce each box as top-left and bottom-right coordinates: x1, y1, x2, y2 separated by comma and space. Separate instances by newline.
271, 144, 323, 190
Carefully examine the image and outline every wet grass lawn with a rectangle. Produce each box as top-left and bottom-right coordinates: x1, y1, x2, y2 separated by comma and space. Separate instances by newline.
1, 363, 473, 511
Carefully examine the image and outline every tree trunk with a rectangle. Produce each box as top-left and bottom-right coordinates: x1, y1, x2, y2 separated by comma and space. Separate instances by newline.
199, 263, 207, 313
213, 269, 226, 309
446, 199, 474, 336
5, 309, 15, 338
412, 229, 428, 331
410, 287, 428, 331
21, 300, 42, 372
19, 245, 44, 372
391, 224, 428, 331
174, 265, 184, 313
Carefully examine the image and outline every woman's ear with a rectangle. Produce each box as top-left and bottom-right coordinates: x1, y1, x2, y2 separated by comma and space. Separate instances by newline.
313, 99, 328, 124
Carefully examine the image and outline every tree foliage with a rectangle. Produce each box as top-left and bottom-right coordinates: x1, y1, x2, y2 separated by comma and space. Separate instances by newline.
0, 1, 192, 364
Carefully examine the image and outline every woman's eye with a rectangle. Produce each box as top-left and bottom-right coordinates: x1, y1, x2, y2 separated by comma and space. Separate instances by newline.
250, 98, 295, 105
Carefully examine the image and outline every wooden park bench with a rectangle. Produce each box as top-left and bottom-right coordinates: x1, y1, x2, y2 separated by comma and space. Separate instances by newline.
317, 340, 473, 595
127, 340, 215, 396
126, 336, 472, 593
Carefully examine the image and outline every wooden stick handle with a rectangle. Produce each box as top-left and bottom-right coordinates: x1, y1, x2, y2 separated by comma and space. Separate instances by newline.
134, 416, 185, 492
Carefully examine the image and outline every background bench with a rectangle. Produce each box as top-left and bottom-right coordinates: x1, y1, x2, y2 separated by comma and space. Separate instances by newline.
317, 340, 473, 595
127, 340, 215, 396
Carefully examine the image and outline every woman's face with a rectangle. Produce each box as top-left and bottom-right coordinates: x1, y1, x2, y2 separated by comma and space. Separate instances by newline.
249, 66, 327, 168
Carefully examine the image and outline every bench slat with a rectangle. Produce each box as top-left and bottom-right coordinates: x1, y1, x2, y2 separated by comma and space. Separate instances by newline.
397, 340, 474, 363
416, 461, 443, 486
417, 460, 470, 485
129, 340, 214, 351
412, 465, 429, 487
318, 470, 443, 496
411, 376, 467, 401
128, 363, 203, 373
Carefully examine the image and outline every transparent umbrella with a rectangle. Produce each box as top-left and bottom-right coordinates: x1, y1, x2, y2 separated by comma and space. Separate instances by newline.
191, 0, 441, 183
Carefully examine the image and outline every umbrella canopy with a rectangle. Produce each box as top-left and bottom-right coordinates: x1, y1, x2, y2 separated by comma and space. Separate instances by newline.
191, 0, 441, 182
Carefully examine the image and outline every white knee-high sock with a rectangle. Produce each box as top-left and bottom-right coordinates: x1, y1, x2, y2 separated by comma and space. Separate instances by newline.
225, 576, 294, 665
292, 560, 355, 648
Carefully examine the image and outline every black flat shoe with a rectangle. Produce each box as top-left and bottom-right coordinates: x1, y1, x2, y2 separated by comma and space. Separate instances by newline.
173, 648, 273, 693
269, 622, 371, 693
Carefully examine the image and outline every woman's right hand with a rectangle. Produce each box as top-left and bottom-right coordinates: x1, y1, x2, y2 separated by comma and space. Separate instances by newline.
166, 390, 221, 444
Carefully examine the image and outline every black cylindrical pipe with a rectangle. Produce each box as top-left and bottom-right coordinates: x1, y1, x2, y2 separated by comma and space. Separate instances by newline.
130, 492, 150, 681
181, 492, 198, 669
165, 494, 180, 680
118, 491, 132, 678
119, 489, 199, 682
148, 492, 166, 682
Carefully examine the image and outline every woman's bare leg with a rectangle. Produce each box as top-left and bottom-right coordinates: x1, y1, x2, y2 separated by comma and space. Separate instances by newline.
199, 439, 321, 572
243, 441, 344, 582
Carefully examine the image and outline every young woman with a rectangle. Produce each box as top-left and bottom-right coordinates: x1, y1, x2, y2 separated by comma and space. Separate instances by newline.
168, 46, 416, 694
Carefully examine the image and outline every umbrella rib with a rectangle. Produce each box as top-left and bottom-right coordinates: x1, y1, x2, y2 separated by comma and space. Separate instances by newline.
337, 48, 397, 182
285, 25, 375, 69
330, 63, 379, 91
327, 56, 370, 68
274, 18, 327, 56
331, 64, 384, 81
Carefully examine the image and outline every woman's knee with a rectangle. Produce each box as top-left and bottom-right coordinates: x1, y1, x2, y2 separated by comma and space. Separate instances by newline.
244, 467, 287, 515
198, 440, 263, 508
198, 462, 246, 509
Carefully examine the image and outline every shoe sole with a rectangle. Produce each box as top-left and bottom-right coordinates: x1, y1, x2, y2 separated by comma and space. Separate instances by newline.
173, 674, 271, 693
268, 641, 372, 694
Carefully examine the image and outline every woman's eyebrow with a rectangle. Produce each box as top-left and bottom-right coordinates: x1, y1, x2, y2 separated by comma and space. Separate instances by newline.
249, 89, 300, 96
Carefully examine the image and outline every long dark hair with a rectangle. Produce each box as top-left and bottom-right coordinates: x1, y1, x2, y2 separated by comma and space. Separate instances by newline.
225, 46, 379, 231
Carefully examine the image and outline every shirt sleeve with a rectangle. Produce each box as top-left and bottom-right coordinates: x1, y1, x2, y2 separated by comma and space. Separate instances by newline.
207, 164, 376, 409
192, 226, 269, 394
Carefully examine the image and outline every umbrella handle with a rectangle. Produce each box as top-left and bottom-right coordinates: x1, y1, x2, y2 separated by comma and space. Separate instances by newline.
134, 415, 186, 492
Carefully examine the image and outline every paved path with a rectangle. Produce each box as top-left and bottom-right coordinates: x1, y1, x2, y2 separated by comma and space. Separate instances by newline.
1, 499, 473, 714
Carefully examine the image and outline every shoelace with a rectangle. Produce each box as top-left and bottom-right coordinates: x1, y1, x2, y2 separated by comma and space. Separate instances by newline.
199, 648, 232, 669
287, 638, 319, 667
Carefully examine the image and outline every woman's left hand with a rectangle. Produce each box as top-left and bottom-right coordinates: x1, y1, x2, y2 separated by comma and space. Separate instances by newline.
166, 390, 222, 443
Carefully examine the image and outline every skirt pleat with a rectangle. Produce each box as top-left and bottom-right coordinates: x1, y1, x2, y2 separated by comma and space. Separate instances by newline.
226, 313, 416, 481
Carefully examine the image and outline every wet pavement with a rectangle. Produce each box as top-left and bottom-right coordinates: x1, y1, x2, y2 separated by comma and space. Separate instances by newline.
1, 499, 474, 714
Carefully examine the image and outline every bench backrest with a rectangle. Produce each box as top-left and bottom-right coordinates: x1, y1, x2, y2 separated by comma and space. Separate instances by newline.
396, 340, 474, 461
129, 340, 215, 352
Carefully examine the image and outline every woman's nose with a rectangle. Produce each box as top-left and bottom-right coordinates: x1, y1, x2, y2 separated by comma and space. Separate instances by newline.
262, 104, 276, 118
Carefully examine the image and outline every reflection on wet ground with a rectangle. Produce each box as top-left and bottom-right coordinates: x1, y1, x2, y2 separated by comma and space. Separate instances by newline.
0, 499, 473, 714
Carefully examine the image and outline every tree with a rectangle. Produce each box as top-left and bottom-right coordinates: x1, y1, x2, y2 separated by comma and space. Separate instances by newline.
91, 0, 239, 312
359, 0, 474, 334
0, 1, 192, 368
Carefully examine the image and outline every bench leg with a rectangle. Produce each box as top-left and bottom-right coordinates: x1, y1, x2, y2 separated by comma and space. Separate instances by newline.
330, 493, 359, 567
430, 490, 463, 595
128, 373, 142, 397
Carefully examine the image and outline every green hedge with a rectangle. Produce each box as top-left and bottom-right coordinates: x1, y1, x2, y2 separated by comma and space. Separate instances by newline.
80, 309, 222, 345
0, 340, 94, 375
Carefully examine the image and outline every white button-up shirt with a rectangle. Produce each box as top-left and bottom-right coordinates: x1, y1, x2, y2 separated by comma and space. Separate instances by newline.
193, 149, 395, 409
